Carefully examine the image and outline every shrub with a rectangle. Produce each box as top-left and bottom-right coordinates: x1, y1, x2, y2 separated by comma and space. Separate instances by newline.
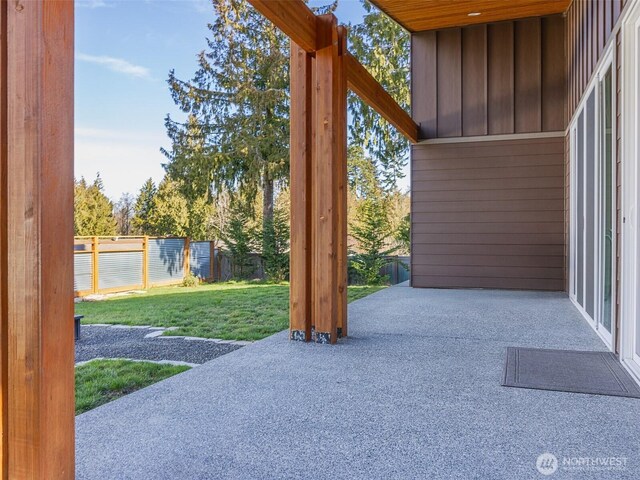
260, 207, 290, 283
350, 196, 398, 285
181, 273, 200, 288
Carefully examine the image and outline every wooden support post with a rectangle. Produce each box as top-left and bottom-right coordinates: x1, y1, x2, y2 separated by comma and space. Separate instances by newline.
313, 14, 345, 344
248, 0, 419, 345
143, 236, 149, 289
209, 241, 215, 281
92, 236, 99, 294
289, 40, 314, 341
336, 26, 348, 338
184, 237, 191, 278
0, 0, 75, 477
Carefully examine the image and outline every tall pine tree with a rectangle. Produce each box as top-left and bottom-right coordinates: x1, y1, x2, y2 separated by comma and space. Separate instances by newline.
132, 178, 157, 235
162, 0, 289, 249
74, 174, 117, 236
349, 0, 410, 191
147, 178, 189, 237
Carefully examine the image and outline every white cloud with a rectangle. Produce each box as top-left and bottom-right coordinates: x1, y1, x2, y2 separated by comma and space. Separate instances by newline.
75, 127, 163, 143
76, 0, 112, 9
75, 127, 168, 200
76, 52, 152, 79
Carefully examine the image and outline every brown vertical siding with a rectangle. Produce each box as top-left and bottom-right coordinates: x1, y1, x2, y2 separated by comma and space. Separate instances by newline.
411, 137, 566, 291
462, 25, 488, 136
542, 16, 566, 131
597, 0, 604, 57
412, 15, 566, 140
436, 29, 462, 137
566, 0, 626, 119
488, 22, 515, 134
411, 31, 437, 139
515, 19, 542, 132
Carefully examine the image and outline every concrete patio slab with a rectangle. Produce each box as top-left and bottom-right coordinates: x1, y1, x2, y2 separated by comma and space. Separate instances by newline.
76, 285, 640, 479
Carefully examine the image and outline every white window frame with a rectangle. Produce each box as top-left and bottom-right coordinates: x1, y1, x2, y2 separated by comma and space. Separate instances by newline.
568, 44, 616, 349
621, 0, 640, 381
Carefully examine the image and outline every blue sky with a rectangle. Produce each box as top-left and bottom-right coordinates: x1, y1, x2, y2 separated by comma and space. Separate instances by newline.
75, 0, 369, 200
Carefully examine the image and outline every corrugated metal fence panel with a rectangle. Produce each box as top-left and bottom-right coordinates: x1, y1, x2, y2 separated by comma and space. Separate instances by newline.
383, 256, 410, 285
214, 249, 264, 281
148, 238, 185, 285
74, 254, 93, 292
348, 256, 411, 286
98, 251, 143, 290
190, 242, 211, 279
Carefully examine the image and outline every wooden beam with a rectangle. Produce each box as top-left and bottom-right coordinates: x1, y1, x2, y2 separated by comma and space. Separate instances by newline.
247, 0, 417, 143
289, 41, 313, 341
247, 0, 317, 53
1, 0, 75, 477
313, 14, 344, 344
346, 53, 419, 143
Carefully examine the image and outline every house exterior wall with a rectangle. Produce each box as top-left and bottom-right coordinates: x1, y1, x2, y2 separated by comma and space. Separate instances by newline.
411, 16, 565, 140
566, 0, 625, 119
616, 30, 622, 352
410, 15, 567, 291
565, 0, 628, 351
411, 137, 566, 290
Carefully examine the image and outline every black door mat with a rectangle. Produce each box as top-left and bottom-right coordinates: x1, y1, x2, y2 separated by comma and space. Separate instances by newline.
501, 347, 640, 399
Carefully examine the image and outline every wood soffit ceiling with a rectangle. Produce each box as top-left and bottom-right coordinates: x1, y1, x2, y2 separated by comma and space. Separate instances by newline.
369, 0, 573, 32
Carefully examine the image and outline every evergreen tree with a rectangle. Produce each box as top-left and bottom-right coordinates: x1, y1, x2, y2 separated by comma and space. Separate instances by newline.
132, 178, 157, 235
163, 0, 289, 251
350, 194, 398, 285
147, 178, 189, 236
259, 190, 290, 282
348, 144, 381, 198
217, 201, 257, 279
395, 213, 410, 255
348, 0, 410, 190
187, 195, 215, 241
74, 174, 117, 236
347, 148, 398, 285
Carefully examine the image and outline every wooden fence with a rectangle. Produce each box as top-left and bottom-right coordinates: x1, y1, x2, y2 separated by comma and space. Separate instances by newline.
73, 236, 215, 297
74, 236, 410, 297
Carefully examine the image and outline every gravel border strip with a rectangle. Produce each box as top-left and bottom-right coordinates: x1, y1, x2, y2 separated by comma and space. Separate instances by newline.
75, 357, 199, 368
82, 324, 253, 346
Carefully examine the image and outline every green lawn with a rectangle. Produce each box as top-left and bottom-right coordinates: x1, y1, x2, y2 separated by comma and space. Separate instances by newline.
75, 359, 190, 415
76, 282, 384, 341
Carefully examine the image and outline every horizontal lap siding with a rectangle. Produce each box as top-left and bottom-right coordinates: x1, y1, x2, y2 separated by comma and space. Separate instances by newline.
411, 137, 565, 291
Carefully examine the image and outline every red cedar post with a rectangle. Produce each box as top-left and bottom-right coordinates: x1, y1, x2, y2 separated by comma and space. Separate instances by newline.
209, 240, 215, 281
313, 14, 344, 344
0, 0, 75, 477
289, 40, 314, 341
184, 237, 191, 279
143, 236, 149, 289
336, 25, 348, 338
92, 236, 99, 294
